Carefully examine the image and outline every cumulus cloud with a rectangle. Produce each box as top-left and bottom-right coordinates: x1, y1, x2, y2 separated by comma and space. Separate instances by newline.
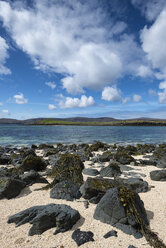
122, 97, 131, 104
102, 86, 121, 102
158, 81, 166, 103
13, 93, 28, 104
137, 65, 153, 78
0, 36, 11, 75
0, 0, 146, 94
59, 95, 95, 108
133, 94, 142, 102
45, 82, 56, 89
141, 7, 166, 78
48, 104, 56, 110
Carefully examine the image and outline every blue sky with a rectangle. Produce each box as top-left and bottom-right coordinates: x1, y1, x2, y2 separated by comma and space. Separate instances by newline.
0, 0, 166, 119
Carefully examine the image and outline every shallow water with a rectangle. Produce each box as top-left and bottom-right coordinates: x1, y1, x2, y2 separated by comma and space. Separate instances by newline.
0, 124, 166, 146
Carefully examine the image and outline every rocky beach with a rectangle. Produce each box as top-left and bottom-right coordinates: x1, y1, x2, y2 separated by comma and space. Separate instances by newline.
0, 142, 166, 248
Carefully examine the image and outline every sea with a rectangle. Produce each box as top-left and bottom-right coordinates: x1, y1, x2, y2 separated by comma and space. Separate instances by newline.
0, 124, 166, 147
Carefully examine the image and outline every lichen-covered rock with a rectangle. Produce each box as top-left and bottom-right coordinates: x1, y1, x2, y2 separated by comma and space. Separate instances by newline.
94, 187, 148, 238
0, 178, 26, 199
8, 204, 80, 235
50, 180, 81, 201
20, 170, 48, 185
150, 170, 166, 181
100, 161, 121, 178
72, 229, 94, 246
22, 155, 47, 172
50, 154, 84, 186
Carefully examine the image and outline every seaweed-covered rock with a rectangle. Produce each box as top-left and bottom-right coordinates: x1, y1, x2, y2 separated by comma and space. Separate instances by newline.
22, 155, 47, 172
82, 168, 99, 176
50, 154, 84, 186
150, 170, 166, 181
94, 187, 148, 238
20, 170, 48, 185
0, 178, 26, 199
89, 141, 107, 152
100, 161, 121, 178
50, 180, 81, 201
72, 229, 94, 246
99, 151, 114, 162
8, 204, 80, 235
114, 151, 134, 164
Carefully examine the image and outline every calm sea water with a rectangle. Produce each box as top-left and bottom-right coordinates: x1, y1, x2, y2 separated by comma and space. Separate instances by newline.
0, 124, 166, 146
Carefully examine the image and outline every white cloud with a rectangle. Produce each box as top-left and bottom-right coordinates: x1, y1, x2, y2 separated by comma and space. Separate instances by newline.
158, 81, 166, 103
59, 95, 95, 108
45, 82, 56, 89
133, 94, 142, 102
137, 65, 153, 78
141, 7, 166, 78
102, 86, 121, 102
122, 97, 131, 104
2, 109, 9, 114
0, 36, 11, 75
148, 89, 156, 96
48, 104, 56, 110
0, 102, 3, 106
13, 93, 28, 104
0, 1, 146, 94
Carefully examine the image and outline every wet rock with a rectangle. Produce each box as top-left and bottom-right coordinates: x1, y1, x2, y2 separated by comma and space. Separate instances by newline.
150, 170, 166, 181
82, 168, 99, 176
100, 161, 121, 178
0, 178, 26, 199
8, 204, 80, 235
50, 154, 84, 187
50, 180, 81, 201
103, 230, 118, 238
72, 229, 94, 246
22, 155, 47, 172
20, 170, 48, 185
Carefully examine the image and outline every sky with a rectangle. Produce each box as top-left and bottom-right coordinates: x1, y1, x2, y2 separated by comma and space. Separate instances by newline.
0, 0, 166, 120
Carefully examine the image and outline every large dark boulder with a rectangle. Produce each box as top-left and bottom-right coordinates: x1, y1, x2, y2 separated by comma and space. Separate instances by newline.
72, 229, 94, 246
50, 180, 81, 201
0, 178, 26, 199
100, 161, 121, 178
94, 187, 148, 238
114, 151, 134, 164
0, 154, 10, 165
117, 178, 149, 193
150, 170, 166, 181
99, 151, 114, 162
88, 141, 107, 152
8, 204, 80, 235
22, 155, 47, 172
19, 170, 48, 185
50, 154, 84, 187
82, 168, 99, 176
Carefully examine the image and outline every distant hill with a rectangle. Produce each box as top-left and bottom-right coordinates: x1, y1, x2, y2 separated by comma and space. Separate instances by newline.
1, 117, 166, 126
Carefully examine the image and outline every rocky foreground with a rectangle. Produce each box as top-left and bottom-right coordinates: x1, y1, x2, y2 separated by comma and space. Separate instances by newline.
0, 142, 166, 248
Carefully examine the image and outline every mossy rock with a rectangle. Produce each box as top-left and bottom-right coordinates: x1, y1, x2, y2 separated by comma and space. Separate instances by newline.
22, 155, 47, 172
89, 141, 107, 152
114, 151, 134, 164
49, 154, 84, 187
99, 151, 114, 162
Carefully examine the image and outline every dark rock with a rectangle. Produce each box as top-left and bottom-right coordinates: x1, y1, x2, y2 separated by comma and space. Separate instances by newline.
0, 178, 26, 199
150, 170, 166, 181
99, 151, 113, 162
38, 144, 54, 149
50, 154, 84, 187
103, 230, 118, 238
128, 245, 137, 248
8, 204, 80, 235
114, 151, 134, 164
89, 193, 104, 204
22, 155, 47, 172
138, 159, 156, 166
50, 180, 81, 201
88, 141, 107, 152
117, 178, 149, 193
94, 187, 148, 238
20, 170, 48, 185
82, 168, 99, 176
0, 154, 10, 165
156, 158, 166, 168
84, 201, 89, 209
43, 148, 58, 157
72, 229, 94, 246
31, 144, 38, 149
100, 161, 121, 178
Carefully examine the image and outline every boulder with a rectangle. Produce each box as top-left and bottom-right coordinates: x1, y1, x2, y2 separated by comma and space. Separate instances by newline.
114, 151, 134, 164
150, 170, 166, 181
0, 178, 26, 199
50, 154, 84, 187
94, 187, 148, 238
117, 178, 149, 193
38, 144, 54, 149
8, 204, 80, 235
50, 180, 81, 201
0, 155, 10, 165
99, 151, 113, 162
22, 155, 47, 172
72, 229, 94, 246
100, 161, 121, 178
82, 168, 99, 176
88, 141, 107, 152
20, 170, 48, 185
